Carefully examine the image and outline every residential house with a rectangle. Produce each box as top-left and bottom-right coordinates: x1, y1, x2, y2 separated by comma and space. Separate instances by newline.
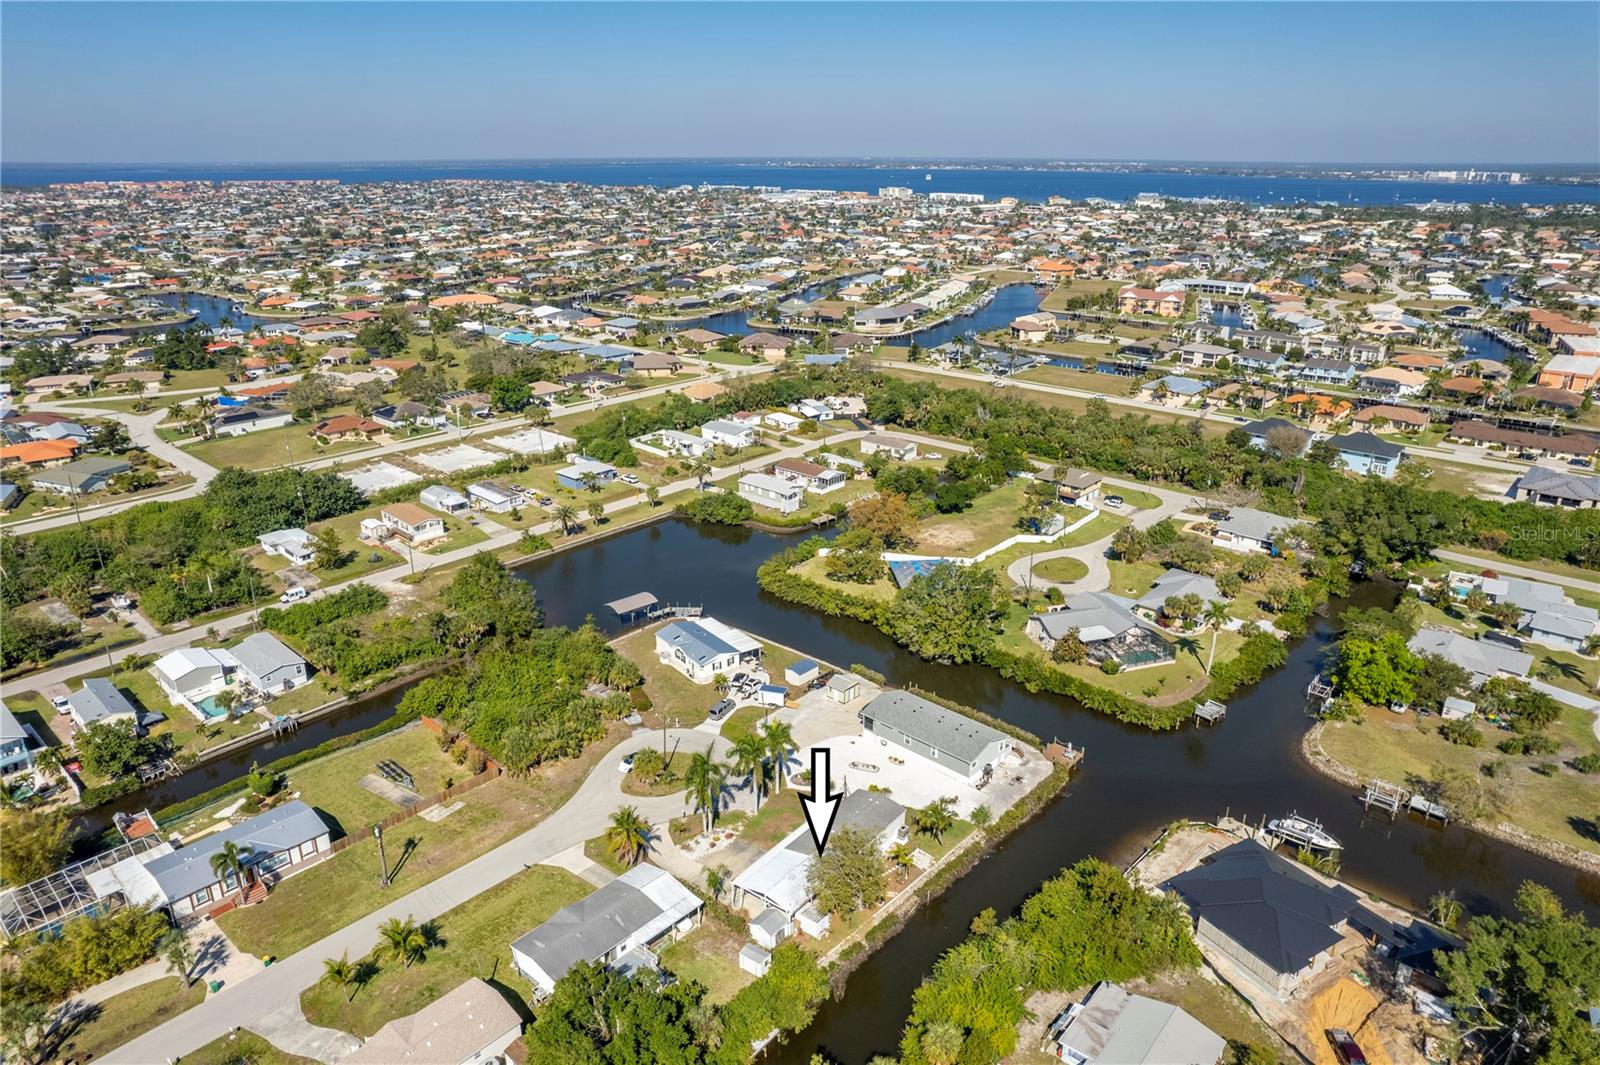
1446, 421, 1600, 462
1351, 404, 1428, 433
1133, 569, 1223, 620
145, 800, 330, 920
859, 433, 918, 460
738, 471, 805, 513
311, 414, 384, 441
1175, 343, 1230, 369
257, 528, 315, 565
1163, 840, 1365, 1000
372, 401, 445, 430
420, 484, 471, 515
30, 456, 130, 495
1053, 468, 1103, 508
466, 481, 523, 513
628, 352, 681, 377
1357, 367, 1427, 397
0, 701, 35, 777
1141, 375, 1208, 407
510, 864, 702, 999
1211, 506, 1297, 554
555, 457, 618, 491
1537, 354, 1600, 393
1407, 628, 1532, 683
858, 689, 1015, 784
853, 303, 925, 329
343, 978, 522, 1065
654, 617, 762, 683
151, 647, 237, 709
380, 502, 447, 545
739, 333, 795, 362
1512, 465, 1600, 509
66, 678, 140, 731
1328, 431, 1404, 478
211, 406, 293, 437
1010, 313, 1056, 343
1117, 287, 1184, 318
1027, 593, 1173, 668
229, 632, 309, 696
772, 458, 844, 493
1477, 576, 1598, 653
1043, 981, 1226, 1065
1241, 418, 1309, 456
1297, 358, 1357, 387
700, 419, 758, 449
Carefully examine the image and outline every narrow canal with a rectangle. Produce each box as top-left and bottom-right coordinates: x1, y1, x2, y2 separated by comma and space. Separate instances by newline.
673, 282, 1044, 345
80, 518, 1600, 1061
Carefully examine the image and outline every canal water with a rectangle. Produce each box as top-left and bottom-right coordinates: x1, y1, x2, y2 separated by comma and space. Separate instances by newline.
79, 518, 1600, 1060
148, 291, 267, 331
1454, 326, 1525, 363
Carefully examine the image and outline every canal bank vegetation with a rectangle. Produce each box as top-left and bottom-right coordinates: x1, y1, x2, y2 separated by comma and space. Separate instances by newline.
894, 858, 1203, 1065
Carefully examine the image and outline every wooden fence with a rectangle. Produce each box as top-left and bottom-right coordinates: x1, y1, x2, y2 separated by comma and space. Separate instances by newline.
326, 726, 502, 856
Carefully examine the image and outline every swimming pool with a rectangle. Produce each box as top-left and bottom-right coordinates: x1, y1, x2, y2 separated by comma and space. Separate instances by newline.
193, 695, 230, 721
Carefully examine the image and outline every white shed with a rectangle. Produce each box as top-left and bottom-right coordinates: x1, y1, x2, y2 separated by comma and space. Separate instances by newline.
738, 943, 772, 977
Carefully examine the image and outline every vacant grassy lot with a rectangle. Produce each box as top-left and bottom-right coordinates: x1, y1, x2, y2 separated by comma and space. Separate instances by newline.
1318, 704, 1600, 857
792, 554, 897, 603
186, 421, 375, 470
53, 977, 206, 1064
915, 480, 1029, 555
1015, 365, 1140, 396
281, 723, 459, 836
299, 866, 590, 1037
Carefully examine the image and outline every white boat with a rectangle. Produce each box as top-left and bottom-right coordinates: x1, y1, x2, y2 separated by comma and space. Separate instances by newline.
1268, 813, 1341, 851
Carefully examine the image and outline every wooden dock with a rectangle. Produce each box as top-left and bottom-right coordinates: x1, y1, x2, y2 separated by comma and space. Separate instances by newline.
1044, 739, 1085, 771
1194, 700, 1227, 726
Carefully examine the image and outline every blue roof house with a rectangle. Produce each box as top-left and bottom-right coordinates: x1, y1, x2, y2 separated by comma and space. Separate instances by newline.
653, 617, 761, 684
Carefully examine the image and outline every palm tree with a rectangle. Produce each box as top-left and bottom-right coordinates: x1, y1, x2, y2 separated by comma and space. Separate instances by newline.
683, 744, 727, 834
377, 917, 429, 968
888, 842, 915, 871
322, 952, 359, 1001
162, 929, 196, 987
920, 1021, 964, 1065
915, 798, 956, 844
760, 720, 795, 792
705, 864, 729, 902
728, 734, 769, 811
209, 841, 254, 900
688, 459, 711, 489
552, 504, 579, 536
605, 806, 652, 867
1203, 600, 1232, 674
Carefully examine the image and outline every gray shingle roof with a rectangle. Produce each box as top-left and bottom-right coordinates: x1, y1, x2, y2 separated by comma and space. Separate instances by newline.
145, 800, 328, 901
229, 632, 304, 680
1516, 464, 1600, 502
859, 690, 1009, 765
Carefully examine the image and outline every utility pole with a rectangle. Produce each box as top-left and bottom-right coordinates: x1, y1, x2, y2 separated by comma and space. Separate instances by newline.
374, 823, 390, 887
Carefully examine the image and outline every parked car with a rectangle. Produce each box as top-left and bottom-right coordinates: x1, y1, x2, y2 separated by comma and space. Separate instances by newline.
50, 695, 70, 712
620, 473, 640, 485
1326, 1029, 1367, 1065
708, 698, 735, 721
279, 586, 309, 604
618, 753, 635, 774
1104, 495, 1124, 509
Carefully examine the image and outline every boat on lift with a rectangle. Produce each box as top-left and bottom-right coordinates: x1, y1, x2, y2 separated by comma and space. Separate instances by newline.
1268, 812, 1341, 851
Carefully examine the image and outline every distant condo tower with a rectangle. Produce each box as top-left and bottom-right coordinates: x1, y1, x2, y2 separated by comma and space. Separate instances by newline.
878, 186, 914, 200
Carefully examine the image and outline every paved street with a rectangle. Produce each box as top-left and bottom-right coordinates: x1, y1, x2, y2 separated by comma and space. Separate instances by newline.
1005, 482, 1203, 595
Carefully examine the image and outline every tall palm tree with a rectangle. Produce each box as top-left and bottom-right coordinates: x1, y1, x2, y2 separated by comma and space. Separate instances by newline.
377, 917, 428, 968
209, 841, 254, 900
1203, 600, 1232, 675
760, 720, 795, 793
727, 734, 769, 812
605, 806, 652, 867
683, 744, 727, 834
688, 459, 711, 489
552, 504, 579, 536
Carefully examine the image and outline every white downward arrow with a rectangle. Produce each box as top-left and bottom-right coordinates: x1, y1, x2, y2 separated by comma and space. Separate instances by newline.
800, 747, 843, 854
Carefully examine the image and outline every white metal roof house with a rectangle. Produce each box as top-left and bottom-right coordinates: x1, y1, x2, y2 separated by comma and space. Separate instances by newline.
858, 689, 1014, 784
466, 481, 522, 513
700, 419, 758, 449
229, 632, 309, 696
419, 484, 470, 514
510, 864, 701, 999
738, 472, 804, 514
1211, 506, 1298, 554
257, 527, 315, 565
655, 617, 762, 683
150, 647, 238, 711
1043, 981, 1226, 1065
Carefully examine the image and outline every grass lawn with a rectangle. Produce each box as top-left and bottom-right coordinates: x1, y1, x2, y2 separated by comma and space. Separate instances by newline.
583, 834, 634, 876
659, 917, 756, 1005
700, 349, 764, 366
1126, 969, 1288, 1062
181, 1029, 318, 1065
1014, 365, 1140, 396
1318, 703, 1600, 857
792, 554, 897, 603
1106, 560, 1169, 598
299, 866, 591, 1037
1101, 483, 1163, 511
185, 422, 374, 470
278, 723, 459, 837
1038, 279, 1122, 311
615, 624, 722, 727
737, 788, 805, 849
53, 976, 206, 1064
218, 721, 628, 958
915, 480, 1030, 555
1034, 556, 1089, 583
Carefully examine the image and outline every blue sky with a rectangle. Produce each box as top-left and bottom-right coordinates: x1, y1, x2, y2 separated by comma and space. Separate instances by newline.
3, 2, 1597, 164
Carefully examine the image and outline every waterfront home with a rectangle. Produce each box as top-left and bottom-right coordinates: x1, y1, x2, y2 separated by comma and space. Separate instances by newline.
1052, 468, 1102, 508
510, 864, 701, 999
773, 457, 844, 493
858, 689, 1015, 785
1328, 431, 1404, 478
655, 616, 762, 683
229, 632, 309, 695
1175, 343, 1230, 369
344, 978, 522, 1065
1537, 354, 1600, 393
1043, 982, 1225, 1065
1117, 286, 1183, 318
853, 303, 924, 330
1133, 569, 1223, 620
1351, 404, 1428, 432
1470, 575, 1599, 653
151, 647, 238, 714
739, 472, 805, 513
1163, 839, 1366, 1001
144, 800, 330, 920
628, 351, 681, 377
1297, 357, 1357, 387
859, 432, 918, 460
1211, 506, 1298, 555
66, 678, 140, 731
555, 456, 617, 491
700, 419, 758, 449
1027, 593, 1174, 669
739, 332, 794, 362
1445, 421, 1600, 462
379, 502, 447, 545
1407, 628, 1532, 683
1512, 465, 1600, 509
0, 701, 35, 778
731, 789, 906, 940
466, 481, 523, 513
1141, 375, 1208, 407
210, 406, 294, 437
30, 456, 131, 495
1234, 349, 1289, 375
638, 428, 716, 459
257, 528, 315, 565
1010, 312, 1055, 342
419, 484, 471, 515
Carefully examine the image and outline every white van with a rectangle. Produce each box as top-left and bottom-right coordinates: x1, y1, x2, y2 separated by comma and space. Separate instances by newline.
279, 586, 309, 604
